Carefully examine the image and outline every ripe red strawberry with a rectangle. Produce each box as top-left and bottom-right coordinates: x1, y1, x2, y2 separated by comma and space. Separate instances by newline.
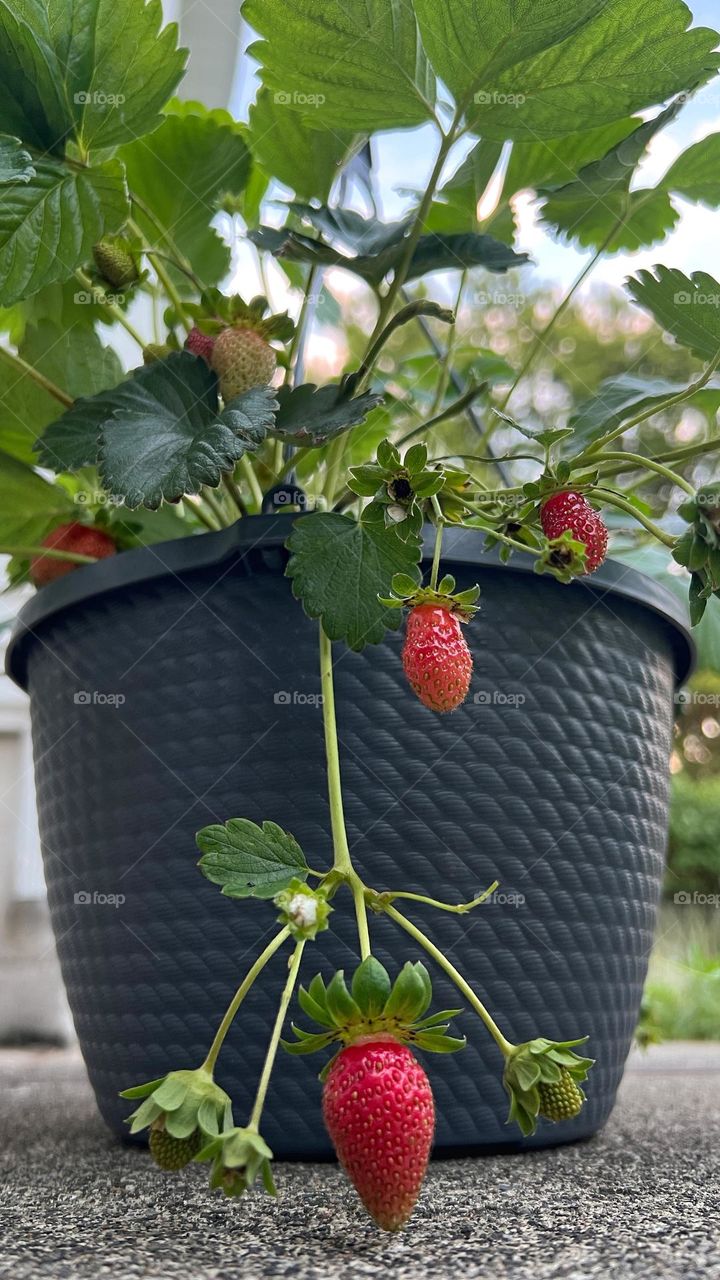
322, 1039, 434, 1232
211, 326, 277, 401
30, 523, 117, 587
185, 327, 216, 365
402, 603, 472, 713
540, 491, 608, 574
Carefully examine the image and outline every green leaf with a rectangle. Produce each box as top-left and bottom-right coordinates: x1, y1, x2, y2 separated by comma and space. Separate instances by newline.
196, 818, 309, 899
625, 266, 720, 362
0, 159, 129, 307
1, 320, 122, 465
570, 373, 720, 450
0, 0, 187, 154
250, 222, 528, 285
34, 389, 120, 473
541, 187, 679, 253
0, 451, 74, 546
271, 383, 383, 446
351, 957, 392, 1018
98, 356, 276, 509
539, 99, 686, 250
416, 0, 719, 140
403, 233, 529, 280
245, 0, 435, 132
286, 512, 422, 651
248, 89, 356, 200
503, 119, 638, 197
660, 132, 720, 207
428, 140, 504, 233
118, 102, 251, 287
0, 136, 33, 185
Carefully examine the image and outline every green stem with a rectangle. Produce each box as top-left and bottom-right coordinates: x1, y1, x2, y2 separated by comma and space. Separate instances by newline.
0, 344, 73, 408
202, 927, 291, 1074
377, 880, 498, 915
202, 486, 232, 528
239, 454, 264, 512
490, 214, 627, 437
274, 445, 311, 485
595, 451, 695, 495
224, 472, 248, 517
591, 488, 676, 547
429, 509, 444, 591
429, 271, 466, 417
384, 904, 514, 1056
397, 383, 487, 448
577, 346, 720, 462
181, 496, 220, 531
0, 544, 96, 564
322, 435, 346, 507
129, 194, 198, 282
127, 216, 191, 331
286, 265, 317, 384
319, 624, 353, 874
360, 124, 458, 387
351, 879, 371, 961
75, 270, 147, 349
462, 500, 542, 557
248, 939, 306, 1131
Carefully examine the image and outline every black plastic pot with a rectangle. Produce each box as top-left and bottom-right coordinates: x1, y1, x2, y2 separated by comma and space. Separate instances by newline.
6, 517, 692, 1157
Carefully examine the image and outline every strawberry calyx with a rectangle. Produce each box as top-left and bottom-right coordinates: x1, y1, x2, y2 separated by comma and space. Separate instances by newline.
350, 440, 446, 536
534, 529, 589, 583
282, 956, 465, 1078
120, 1067, 233, 1151
183, 288, 295, 343
195, 1126, 275, 1199
503, 1037, 594, 1136
379, 571, 480, 620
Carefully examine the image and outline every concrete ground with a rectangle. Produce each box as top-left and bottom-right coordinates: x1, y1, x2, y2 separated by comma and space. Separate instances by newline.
0, 1043, 718, 1280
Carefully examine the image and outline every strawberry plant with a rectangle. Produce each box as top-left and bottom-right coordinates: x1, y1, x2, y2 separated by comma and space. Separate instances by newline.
2, 0, 720, 1233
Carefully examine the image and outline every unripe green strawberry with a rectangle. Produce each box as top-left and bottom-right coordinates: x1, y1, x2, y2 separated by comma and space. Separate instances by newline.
322, 1038, 434, 1232
538, 1069, 584, 1122
149, 1122, 203, 1171
92, 239, 140, 289
211, 326, 277, 401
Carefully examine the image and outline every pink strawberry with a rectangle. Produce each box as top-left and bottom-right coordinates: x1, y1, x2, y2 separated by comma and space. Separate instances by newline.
30, 523, 117, 587
402, 603, 472, 713
185, 327, 216, 365
540, 491, 608, 574
322, 1039, 435, 1231
210, 326, 276, 401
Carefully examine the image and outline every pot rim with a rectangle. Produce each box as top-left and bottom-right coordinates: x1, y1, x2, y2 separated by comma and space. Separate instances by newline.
5, 514, 694, 690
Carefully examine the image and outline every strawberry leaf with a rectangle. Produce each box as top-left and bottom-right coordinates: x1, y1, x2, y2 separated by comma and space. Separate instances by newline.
625, 266, 720, 362
196, 818, 309, 900
0, 136, 33, 185
271, 382, 384, 446
286, 512, 422, 651
97, 355, 276, 509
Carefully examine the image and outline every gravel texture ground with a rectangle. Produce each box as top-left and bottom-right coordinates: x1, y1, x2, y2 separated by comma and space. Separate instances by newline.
1, 1043, 718, 1280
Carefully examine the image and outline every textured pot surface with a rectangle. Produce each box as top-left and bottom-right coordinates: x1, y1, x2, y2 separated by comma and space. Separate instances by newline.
7, 519, 692, 1157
